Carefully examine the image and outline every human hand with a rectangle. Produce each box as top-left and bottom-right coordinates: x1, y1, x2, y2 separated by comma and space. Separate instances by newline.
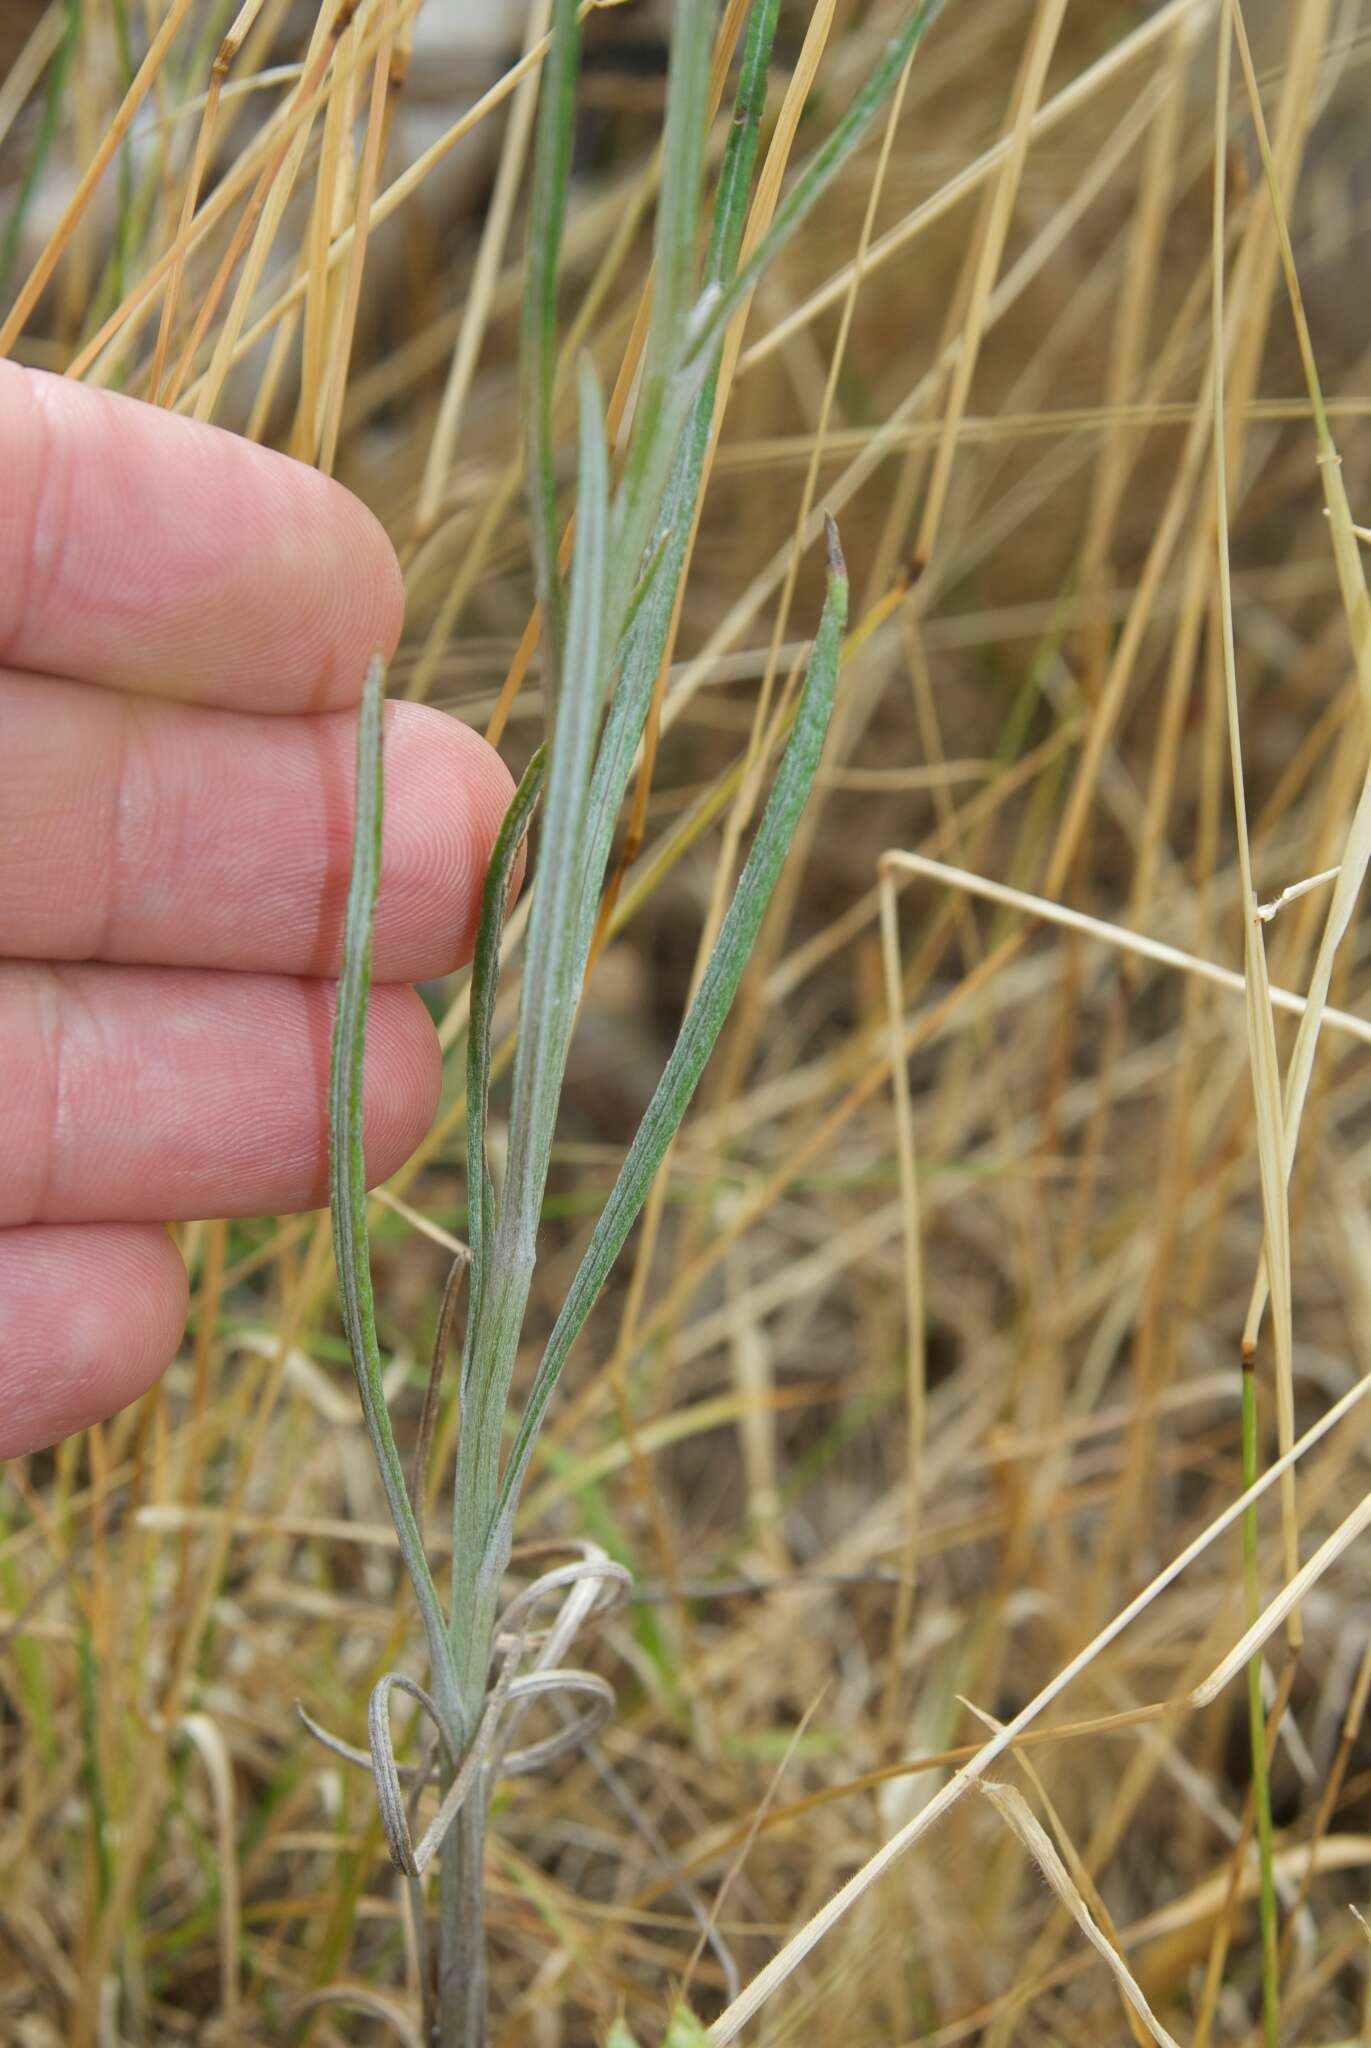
0, 363, 515, 1458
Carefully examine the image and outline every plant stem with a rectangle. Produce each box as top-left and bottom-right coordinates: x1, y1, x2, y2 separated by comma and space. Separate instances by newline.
437, 1793, 489, 2048
1241, 1348, 1280, 2047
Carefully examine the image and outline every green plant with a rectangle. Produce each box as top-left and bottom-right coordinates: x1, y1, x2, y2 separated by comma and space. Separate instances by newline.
323, 3, 945, 2041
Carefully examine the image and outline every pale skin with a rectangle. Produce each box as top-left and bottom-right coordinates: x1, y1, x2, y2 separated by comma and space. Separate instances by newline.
0, 361, 518, 1458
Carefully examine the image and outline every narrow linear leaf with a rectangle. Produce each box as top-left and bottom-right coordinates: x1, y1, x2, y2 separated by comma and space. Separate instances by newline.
640, 0, 714, 388
616, 0, 946, 637
452, 361, 611, 1681
611, 0, 716, 624
574, 0, 783, 972
329, 657, 455, 1705
686, 0, 947, 378
411, 1251, 468, 1508
494, 525, 850, 1537
463, 743, 547, 1391
703, 0, 781, 289
521, 0, 582, 697
978, 1783, 1180, 2048
499, 356, 611, 1278
1242, 760, 1371, 1346
620, 522, 677, 648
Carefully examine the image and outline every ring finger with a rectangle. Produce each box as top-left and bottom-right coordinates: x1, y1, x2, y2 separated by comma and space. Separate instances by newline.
0, 961, 440, 1225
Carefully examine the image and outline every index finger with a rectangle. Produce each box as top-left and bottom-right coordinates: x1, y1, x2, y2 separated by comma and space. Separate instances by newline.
0, 361, 404, 713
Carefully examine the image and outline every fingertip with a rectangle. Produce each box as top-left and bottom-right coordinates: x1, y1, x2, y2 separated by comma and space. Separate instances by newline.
0, 962, 445, 1226
0, 365, 407, 711
377, 703, 519, 978
61, 1225, 188, 1423
360, 981, 443, 1189
0, 1223, 187, 1457
321, 472, 406, 684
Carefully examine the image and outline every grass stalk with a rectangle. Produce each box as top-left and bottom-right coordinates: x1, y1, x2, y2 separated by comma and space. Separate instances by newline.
1240, 1355, 1280, 2048
1210, 12, 1282, 2036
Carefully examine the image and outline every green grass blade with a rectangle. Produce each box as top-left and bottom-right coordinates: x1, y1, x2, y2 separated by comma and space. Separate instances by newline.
462, 744, 547, 1395
520, 0, 582, 701
328, 658, 456, 1715
493, 525, 849, 1538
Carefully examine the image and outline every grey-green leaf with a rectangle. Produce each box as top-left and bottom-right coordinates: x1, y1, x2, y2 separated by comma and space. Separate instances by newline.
450, 360, 612, 1698
463, 743, 547, 1393
493, 524, 850, 1538
520, 0, 581, 704
685, 0, 947, 383
328, 656, 457, 1715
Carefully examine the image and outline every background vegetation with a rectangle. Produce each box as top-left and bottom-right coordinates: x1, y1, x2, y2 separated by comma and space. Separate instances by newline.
4, 1, 1371, 2042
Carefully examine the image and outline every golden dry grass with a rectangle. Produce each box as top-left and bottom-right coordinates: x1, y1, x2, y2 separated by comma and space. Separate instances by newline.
6, 1, 1371, 2042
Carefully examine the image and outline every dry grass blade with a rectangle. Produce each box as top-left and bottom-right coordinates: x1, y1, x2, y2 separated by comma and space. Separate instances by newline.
705, 1370, 1371, 2043
411, 0, 551, 547
877, 850, 1371, 1049
978, 1780, 1181, 2048
174, 1713, 241, 2034
737, 0, 1212, 378
879, 858, 926, 1727
1211, 0, 1299, 1634
913, 0, 1068, 568
0, 4, 65, 160
289, 1983, 427, 2046
0, 0, 195, 353
315, 15, 397, 474
1189, 1488, 1371, 1710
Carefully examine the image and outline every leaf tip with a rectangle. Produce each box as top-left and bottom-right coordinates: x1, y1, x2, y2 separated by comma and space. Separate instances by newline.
823, 511, 846, 582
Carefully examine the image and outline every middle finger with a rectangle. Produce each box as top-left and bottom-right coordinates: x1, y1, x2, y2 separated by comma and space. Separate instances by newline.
0, 672, 516, 980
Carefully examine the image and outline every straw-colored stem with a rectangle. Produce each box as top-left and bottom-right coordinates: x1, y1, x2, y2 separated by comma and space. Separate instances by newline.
1240, 1357, 1281, 2048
